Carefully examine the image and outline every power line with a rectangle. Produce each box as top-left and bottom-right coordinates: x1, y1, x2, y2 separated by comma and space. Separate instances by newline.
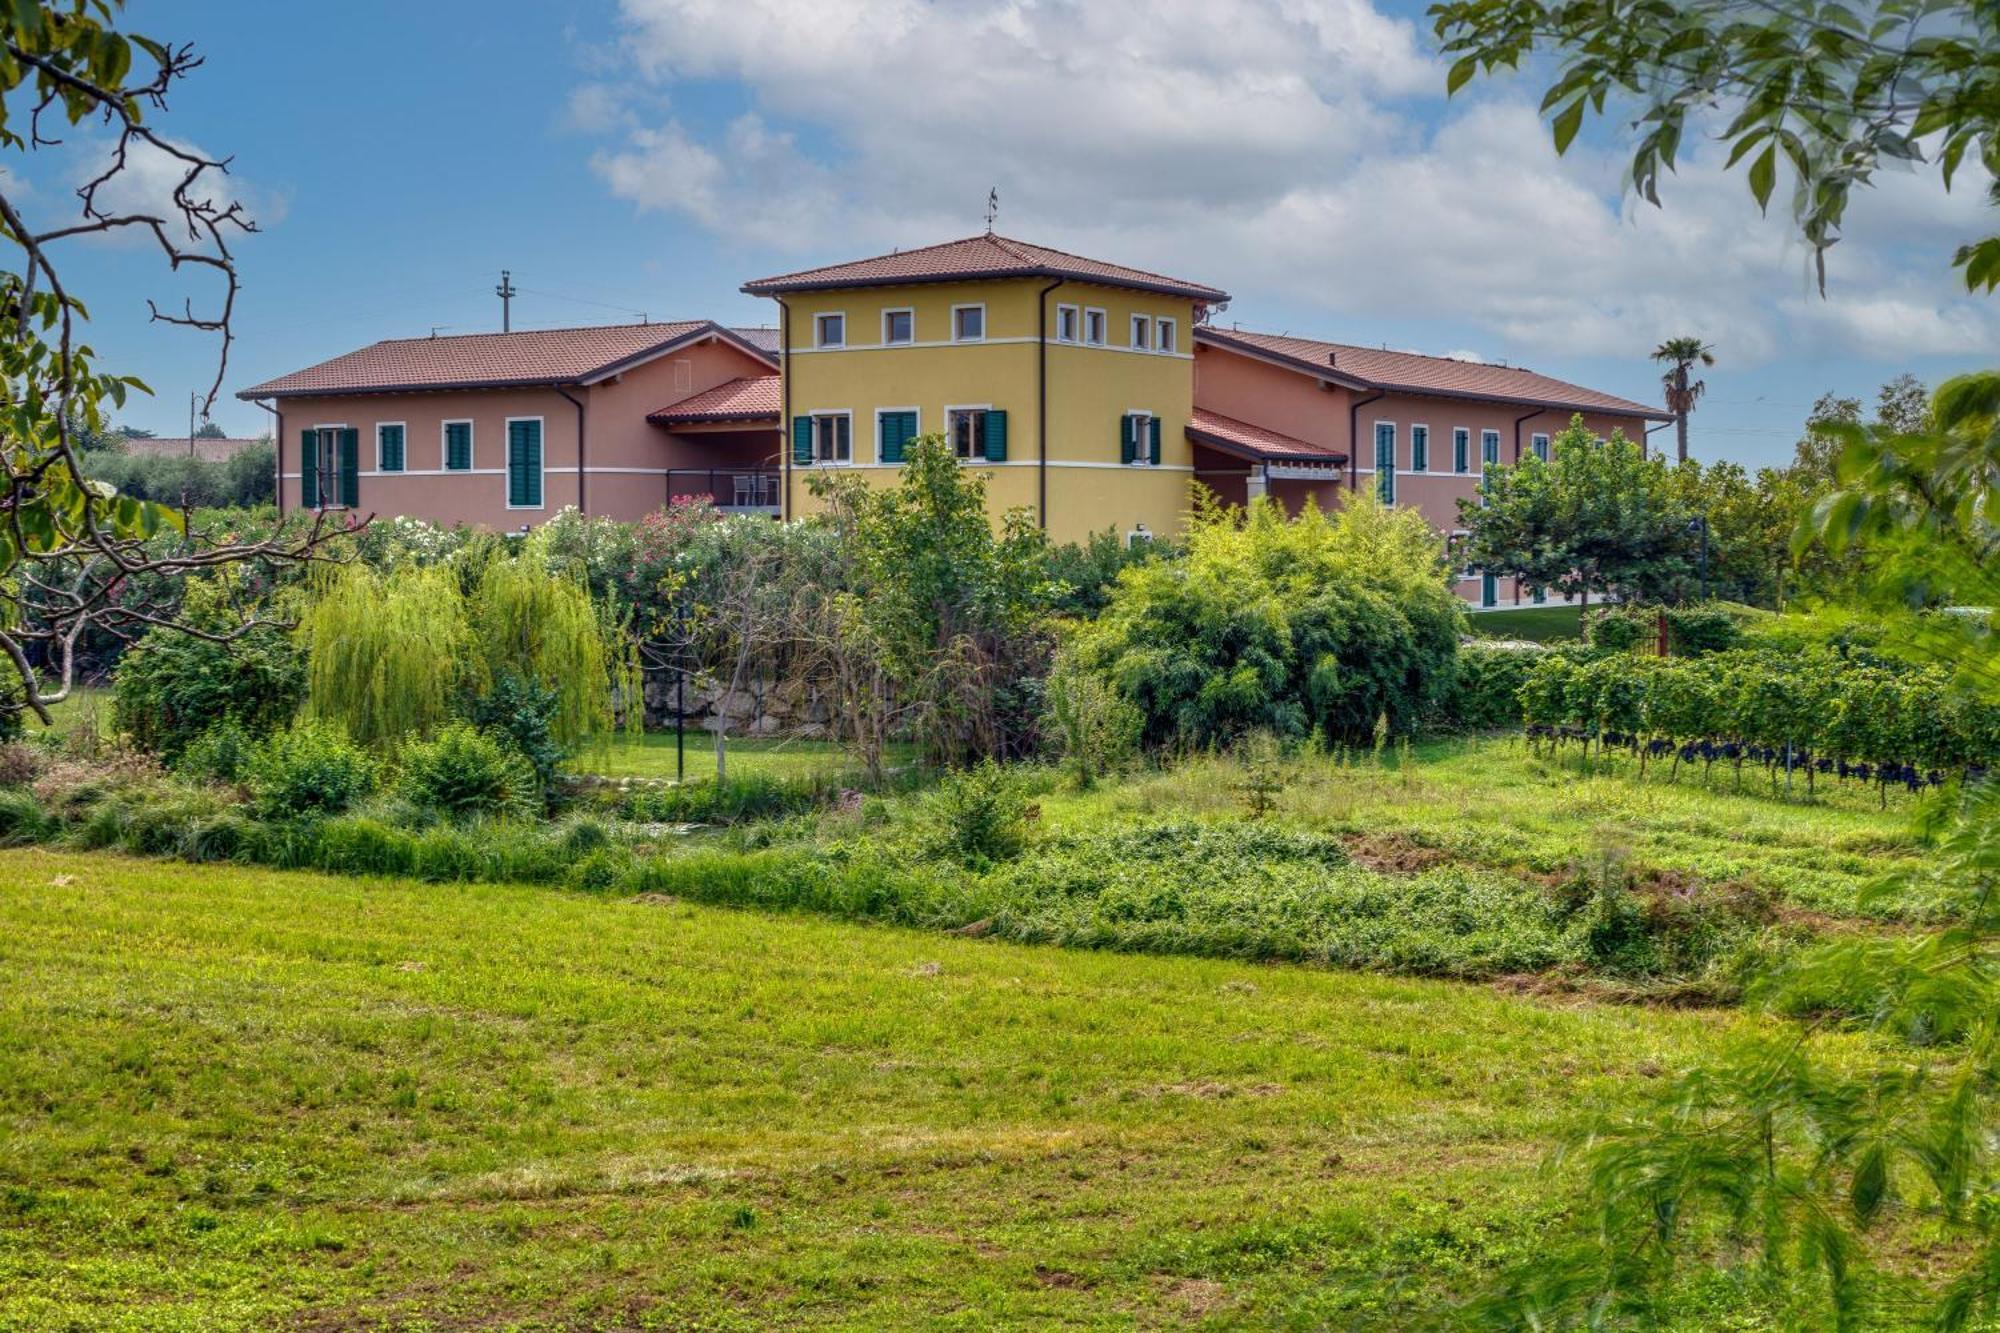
513, 284, 651, 322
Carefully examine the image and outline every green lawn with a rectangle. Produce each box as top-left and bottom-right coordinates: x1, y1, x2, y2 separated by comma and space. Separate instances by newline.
584, 731, 914, 782
1463, 604, 1585, 642
0, 847, 1797, 1330
22, 683, 110, 738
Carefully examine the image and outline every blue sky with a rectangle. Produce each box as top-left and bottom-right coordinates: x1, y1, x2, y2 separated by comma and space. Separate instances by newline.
47, 0, 1996, 466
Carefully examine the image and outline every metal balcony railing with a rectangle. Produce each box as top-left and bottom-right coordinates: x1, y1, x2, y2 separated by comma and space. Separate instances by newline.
664, 467, 781, 515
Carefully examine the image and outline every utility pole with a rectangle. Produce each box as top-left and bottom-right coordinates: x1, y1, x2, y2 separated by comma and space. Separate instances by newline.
495, 269, 517, 332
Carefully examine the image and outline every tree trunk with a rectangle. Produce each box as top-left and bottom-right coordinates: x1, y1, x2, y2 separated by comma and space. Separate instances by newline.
1676, 409, 1689, 463
1579, 584, 1590, 636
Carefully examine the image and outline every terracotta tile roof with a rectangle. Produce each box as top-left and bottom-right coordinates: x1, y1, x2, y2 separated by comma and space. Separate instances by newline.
120, 434, 268, 462
237, 320, 776, 399
647, 375, 781, 426
742, 233, 1228, 303
1196, 327, 1667, 419
1187, 409, 1346, 463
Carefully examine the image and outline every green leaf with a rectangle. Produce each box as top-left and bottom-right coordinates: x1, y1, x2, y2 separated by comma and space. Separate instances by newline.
1551, 99, 1586, 155
1850, 1143, 1887, 1225
1446, 54, 1479, 95
1748, 143, 1777, 212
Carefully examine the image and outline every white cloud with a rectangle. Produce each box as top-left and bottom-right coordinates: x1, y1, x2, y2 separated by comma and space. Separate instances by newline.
59, 134, 283, 243
580, 0, 1996, 367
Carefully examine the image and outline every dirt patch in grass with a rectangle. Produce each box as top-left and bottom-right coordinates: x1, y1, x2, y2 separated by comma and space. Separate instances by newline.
1341, 831, 1454, 874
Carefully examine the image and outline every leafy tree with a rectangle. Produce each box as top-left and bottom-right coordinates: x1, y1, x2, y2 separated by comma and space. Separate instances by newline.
808, 435, 1054, 768
1651, 335, 1713, 463
1874, 371, 1933, 435
1432, 0, 2000, 292
192, 420, 228, 440
1459, 416, 1695, 623
0, 1, 340, 728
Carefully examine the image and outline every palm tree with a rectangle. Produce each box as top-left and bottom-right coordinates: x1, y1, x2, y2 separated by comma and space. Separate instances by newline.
1651, 337, 1714, 463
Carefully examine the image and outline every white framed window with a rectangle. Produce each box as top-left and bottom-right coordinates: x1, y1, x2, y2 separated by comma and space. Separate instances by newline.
1130, 315, 1152, 351
1055, 303, 1079, 343
442, 419, 473, 471
947, 406, 991, 461
881, 308, 914, 345
814, 312, 846, 348
375, 421, 406, 473
1453, 427, 1471, 474
1156, 318, 1177, 354
1531, 432, 1551, 462
1122, 410, 1157, 466
1410, 424, 1430, 472
810, 411, 852, 463
1480, 428, 1501, 469
1083, 307, 1107, 345
951, 304, 986, 342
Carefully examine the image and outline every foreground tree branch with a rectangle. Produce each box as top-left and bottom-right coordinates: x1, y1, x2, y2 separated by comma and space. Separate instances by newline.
0, 2, 356, 731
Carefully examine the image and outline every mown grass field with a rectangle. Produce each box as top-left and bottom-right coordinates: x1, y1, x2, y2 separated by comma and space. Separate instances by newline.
0, 845, 1832, 1330
587, 731, 916, 782
1462, 605, 1585, 642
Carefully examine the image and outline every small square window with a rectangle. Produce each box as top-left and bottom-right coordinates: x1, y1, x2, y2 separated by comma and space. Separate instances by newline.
1157, 319, 1176, 354
1056, 304, 1079, 343
814, 313, 845, 348
882, 309, 913, 344
1084, 309, 1106, 345
953, 305, 985, 341
1130, 315, 1151, 350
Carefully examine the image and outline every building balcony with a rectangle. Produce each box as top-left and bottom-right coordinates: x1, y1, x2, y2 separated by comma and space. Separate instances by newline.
665, 467, 781, 516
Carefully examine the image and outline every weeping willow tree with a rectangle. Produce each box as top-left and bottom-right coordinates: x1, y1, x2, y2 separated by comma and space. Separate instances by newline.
297, 563, 469, 750
467, 556, 638, 751
297, 554, 634, 752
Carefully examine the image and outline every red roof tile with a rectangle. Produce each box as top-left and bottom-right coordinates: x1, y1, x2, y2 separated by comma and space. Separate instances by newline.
1196, 327, 1667, 419
743, 233, 1228, 303
647, 375, 781, 425
1187, 409, 1346, 463
237, 321, 775, 399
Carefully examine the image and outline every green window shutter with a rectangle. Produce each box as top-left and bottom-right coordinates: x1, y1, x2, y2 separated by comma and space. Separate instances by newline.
380, 424, 404, 472
1454, 429, 1469, 474
984, 409, 1007, 462
299, 429, 318, 508
338, 428, 360, 507
445, 422, 471, 470
1148, 416, 1162, 466
793, 415, 813, 465
880, 412, 907, 463
508, 419, 543, 507
1374, 423, 1395, 504
1411, 426, 1428, 472
1119, 414, 1136, 464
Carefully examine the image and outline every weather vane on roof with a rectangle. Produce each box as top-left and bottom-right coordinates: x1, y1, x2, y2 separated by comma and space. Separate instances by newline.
985, 187, 998, 233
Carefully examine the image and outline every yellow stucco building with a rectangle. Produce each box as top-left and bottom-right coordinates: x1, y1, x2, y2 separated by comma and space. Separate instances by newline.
741, 233, 1228, 544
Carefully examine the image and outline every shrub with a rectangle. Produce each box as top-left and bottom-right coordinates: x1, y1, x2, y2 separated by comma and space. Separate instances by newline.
917, 761, 1033, 867
177, 719, 256, 784
1587, 605, 1653, 653
0, 788, 52, 844
1438, 642, 1546, 730
396, 725, 537, 822
470, 673, 566, 797
1664, 603, 1743, 656
0, 742, 40, 788
1073, 492, 1464, 750
621, 772, 841, 824
1040, 641, 1140, 788
248, 723, 377, 818
113, 615, 305, 760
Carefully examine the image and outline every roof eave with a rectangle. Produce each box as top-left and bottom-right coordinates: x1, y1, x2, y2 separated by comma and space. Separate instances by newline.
1186, 424, 1347, 466
1194, 327, 1668, 420
742, 267, 1227, 303
236, 374, 584, 401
